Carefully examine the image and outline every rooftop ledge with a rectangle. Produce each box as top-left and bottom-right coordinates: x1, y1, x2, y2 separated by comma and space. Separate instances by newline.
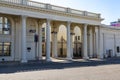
0, 0, 101, 19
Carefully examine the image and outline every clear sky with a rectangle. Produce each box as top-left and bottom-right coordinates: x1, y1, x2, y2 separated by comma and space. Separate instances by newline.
32, 0, 120, 25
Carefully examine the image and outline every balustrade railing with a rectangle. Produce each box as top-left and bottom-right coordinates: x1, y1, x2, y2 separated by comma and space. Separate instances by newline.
51, 5, 66, 12
87, 12, 99, 18
0, 0, 100, 18
28, 1, 46, 9
71, 9, 84, 15
1, 0, 21, 4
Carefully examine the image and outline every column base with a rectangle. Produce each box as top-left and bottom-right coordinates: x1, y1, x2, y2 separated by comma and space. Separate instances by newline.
89, 55, 93, 58
46, 58, 51, 62
37, 57, 43, 60
53, 55, 58, 59
66, 57, 72, 60
53, 57, 58, 59
98, 55, 104, 59
21, 59, 27, 63
83, 56, 89, 60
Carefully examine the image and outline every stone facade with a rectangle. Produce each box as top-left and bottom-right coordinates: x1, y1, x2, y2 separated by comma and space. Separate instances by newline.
0, 0, 120, 62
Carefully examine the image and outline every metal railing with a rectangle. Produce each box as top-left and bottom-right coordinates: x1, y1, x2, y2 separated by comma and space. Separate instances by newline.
0, 0, 101, 18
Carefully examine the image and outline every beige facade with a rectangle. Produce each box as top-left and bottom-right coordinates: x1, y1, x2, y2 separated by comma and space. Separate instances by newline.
0, 0, 120, 62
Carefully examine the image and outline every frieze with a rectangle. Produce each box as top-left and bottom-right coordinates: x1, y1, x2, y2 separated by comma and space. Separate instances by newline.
0, 2, 101, 21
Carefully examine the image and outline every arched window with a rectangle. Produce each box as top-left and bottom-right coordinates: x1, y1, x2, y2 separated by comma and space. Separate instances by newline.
0, 17, 11, 35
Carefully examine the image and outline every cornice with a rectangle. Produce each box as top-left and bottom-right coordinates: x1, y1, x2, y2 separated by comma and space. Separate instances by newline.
0, 2, 101, 21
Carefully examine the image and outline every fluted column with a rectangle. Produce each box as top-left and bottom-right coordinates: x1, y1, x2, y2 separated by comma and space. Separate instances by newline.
52, 27, 58, 58
38, 21, 43, 60
67, 22, 72, 60
54, 32, 58, 58
46, 19, 51, 61
95, 27, 99, 58
83, 24, 89, 59
21, 15, 27, 63
98, 27, 104, 59
70, 32, 74, 58
89, 27, 93, 58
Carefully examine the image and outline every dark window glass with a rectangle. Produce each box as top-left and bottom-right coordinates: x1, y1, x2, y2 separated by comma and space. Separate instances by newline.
0, 42, 11, 56
42, 28, 45, 32
75, 36, 77, 40
117, 46, 120, 53
78, 36, 80, 40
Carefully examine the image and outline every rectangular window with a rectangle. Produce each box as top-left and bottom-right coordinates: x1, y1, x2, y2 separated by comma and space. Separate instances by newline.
75, 36, 77, 40
0, 42, 11, 56
117, 46, 120, 53
0, 17, 11, 35
42, 28, 45, 32
78, 36, 80, 40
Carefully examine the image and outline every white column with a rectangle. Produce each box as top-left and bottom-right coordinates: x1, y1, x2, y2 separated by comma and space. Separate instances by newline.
89, 28, 93, 58
70, 33, 74, 58
51, 27, 58, 58
98, 27, 104, 59
46, 19, 51, 61
38, 22, 43, 60
54, 33, 58, 58
67, 22, 72, 60
114, 34, 117, 56
81, 29, 84, 58
52, 33, 55, 57
95, 27, 99, 58
21, 15, 27, 63
83, 24, 89, 59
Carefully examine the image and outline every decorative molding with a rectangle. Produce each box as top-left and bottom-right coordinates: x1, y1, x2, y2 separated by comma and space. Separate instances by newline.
0, 2, 101, 22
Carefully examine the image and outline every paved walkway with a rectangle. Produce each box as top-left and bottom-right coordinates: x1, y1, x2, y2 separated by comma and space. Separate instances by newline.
0, 58, 120, 80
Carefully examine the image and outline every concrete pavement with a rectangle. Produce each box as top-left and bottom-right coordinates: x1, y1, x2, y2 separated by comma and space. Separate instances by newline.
0, 58, 120, 80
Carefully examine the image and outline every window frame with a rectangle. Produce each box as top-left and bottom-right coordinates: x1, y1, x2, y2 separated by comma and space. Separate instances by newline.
0, 17, 11, 35
0, 42, 11, 56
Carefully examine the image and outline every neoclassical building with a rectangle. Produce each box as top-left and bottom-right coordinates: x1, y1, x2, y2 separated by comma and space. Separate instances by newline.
0, 0, 120, 62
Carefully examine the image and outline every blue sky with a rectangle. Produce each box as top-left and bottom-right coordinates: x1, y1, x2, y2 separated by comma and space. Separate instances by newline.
32, 0, 120, 25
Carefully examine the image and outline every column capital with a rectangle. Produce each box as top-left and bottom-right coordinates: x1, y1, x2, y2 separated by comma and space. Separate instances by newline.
67, 21, 71, 25
21, 15, 27, 18
46, 18, 51, 22
84, 23, 88, 27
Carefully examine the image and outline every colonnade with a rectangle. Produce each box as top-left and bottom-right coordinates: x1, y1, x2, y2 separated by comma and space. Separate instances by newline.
21, 15, 101, 63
